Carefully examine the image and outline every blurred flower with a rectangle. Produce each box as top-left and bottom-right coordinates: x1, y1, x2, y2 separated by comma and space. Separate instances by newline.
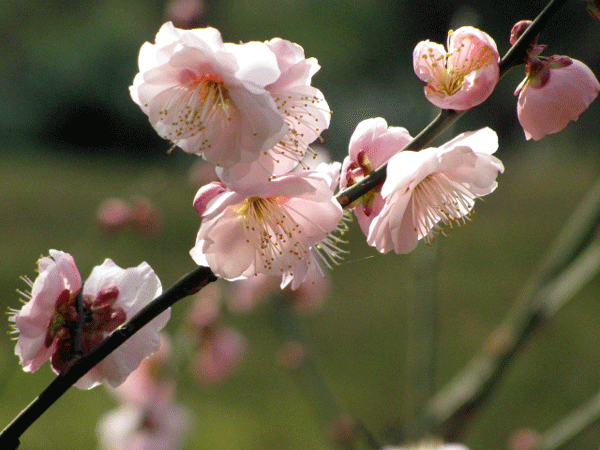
165, 0, 206, 29
97, 198, 133, 234
509, 428, 541, 450
217, 38, 331, 188
97, 402, 192, 450
330, 414, 358, 447
110, 334, 174, 408
368, 128, 503, 254
340, 117, 413, 237
227, 268, 331, 313
190, 163, 344, 289
191, 325, 247, 385
130, 22, 287, 168
383, 441, 468, 450
413, 26, 499, 110
227, 273, 280, 313
9, 250, 170, 389
515, 56, 599, 140
131, 196, 163, 236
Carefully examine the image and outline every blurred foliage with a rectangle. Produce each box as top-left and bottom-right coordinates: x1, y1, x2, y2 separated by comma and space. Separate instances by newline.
1, 0, 600, 449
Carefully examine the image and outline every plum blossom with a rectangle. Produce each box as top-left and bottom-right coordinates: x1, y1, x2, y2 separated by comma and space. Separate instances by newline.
515, 56, 599, 140
217, 38, 331, 188
413, 26, 500, 110
9, 250, 170, 389
97, 402, 192, 450
191, 325, 247, 385
130, 22, 287, 168
340, 117, 413, 237
190, 163, 344, 289
368, 128, 504, 254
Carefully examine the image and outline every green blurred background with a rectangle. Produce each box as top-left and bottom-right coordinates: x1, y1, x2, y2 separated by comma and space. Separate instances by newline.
1, 0, 600, 449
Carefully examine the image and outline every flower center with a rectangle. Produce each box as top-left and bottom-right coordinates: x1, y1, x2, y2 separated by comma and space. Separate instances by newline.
423, 34, 495, 97
158, 71, 232, 153
410, 172, 477, 244
46, 286, 127, 373
239, 197, 308, 274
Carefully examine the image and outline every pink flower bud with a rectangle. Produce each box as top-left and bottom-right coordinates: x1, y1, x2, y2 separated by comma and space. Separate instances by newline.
192, 181, 227, 218
516, 56, 600, 140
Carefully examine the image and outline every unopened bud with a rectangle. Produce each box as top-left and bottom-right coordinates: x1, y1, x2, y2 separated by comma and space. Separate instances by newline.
509, 20, 533, 45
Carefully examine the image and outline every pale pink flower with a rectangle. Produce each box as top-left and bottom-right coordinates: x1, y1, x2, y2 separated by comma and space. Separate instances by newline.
515, 56, 600, 140
97, 198, 133, 234
368, 128, 504, 254
190, 163, 344, 289
413, 26, 500, 110
192, 325, 247, 385
216, 38, 331, 189
9, 251, 170, 389
130, 22, 287, 168
340, 117, 413, 236
97, 402, 192, 450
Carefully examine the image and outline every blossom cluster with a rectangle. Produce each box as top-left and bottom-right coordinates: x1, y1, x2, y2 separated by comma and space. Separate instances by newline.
130, 22, 343, 289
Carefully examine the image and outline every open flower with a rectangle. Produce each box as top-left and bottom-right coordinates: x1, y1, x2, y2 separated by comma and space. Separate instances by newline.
340, 117, 413, 237
368, 128, 504, 254
515, 56, 600, 140
9, 250, 170, 389
130, 22, 287, 168
217, 38, 331, 188
413, 26, 499, 110
190, 163, 344, 289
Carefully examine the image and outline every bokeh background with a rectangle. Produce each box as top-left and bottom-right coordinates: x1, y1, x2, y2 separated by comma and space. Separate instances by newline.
1, 0, 600, 449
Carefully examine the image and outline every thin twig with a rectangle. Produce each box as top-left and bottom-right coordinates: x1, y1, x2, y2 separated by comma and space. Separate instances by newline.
537, 389, 600, 450
427, 175, 600, 440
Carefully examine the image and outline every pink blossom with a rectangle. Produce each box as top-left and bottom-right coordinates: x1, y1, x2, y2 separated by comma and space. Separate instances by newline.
9, 251, 170, 389
97, 402, 192, 450
191, 326, 247, 385
190, 163, 344, 289
413, 26, 499, 110
130, 22, 287, 168
515, 56, 600, 140
340, 117, 413, 236
368, 128, 504, 254
216, 38, 331, 189
97, 198, 133, 234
